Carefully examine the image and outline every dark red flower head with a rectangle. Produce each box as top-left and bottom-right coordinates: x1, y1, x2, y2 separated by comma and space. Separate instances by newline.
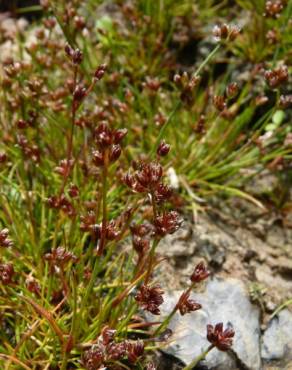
83, 344, 105, 370
94, 124, 127, 151
190, 262, 210, 283
207, 322, 235, 351
44, 247, 77, 270
135, 284, 164, 315
136, 162, 163, 189
153, 211, 183, 236
176, 291, 202, 316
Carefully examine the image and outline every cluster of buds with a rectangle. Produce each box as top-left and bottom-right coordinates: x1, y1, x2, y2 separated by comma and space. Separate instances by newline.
0, 262, 14, 285
135, 284, 164, 315
193, 115, 206, 135
213, 24, 240, 42
213, 81, 238, 113
80, 213, 121, 241
92, 123, 127, 167
264, 65, 288, 88
153, 211, 183, 237
264, 0, 286, 18
47, 195, 76, 217
266, 29, 279, 45
279, 94, 292, 109
0, 229, 13, 248
44, 246, 77, 273
68, 183, 79, 198
65, 44, 83, 65
174, 72, 201, 106
207, 322, 235, 351
17, 111, 38, 129
26, 276, 41, 296
17, 135, 40, 163
83, 327, 145, 369
190, 261, 211, 283
213, 95, 227, 112
143, 76, 161, 92
124, 161, 172, 204
55, 159, 74, 177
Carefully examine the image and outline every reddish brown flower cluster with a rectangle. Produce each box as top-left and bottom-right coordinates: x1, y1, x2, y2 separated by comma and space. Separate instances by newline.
26, 276, 41, 296
83, 327, 145, 369
174, 72, 201, 106
125, 161, 163, 192
135, 284, 164, 315
124, 161, 172, 204
190, 262, 210, 283
194, 115, 206, 135
80, 213, 121, 243
153, 211, 183, 237
92, 123, 127, 166
176, 291, 202, 315
0, 262, 14, 285
279, 94, 292, 108
213, 24, 240, 41
47, 195, 76, 217
266, 29, 279, 44
17, 134, 41, 163
65, 44, 83, 65
55, 159, 74, 177
207, 322, 235, 351
264, 65, 288, 88
44, 246, 77, 272
264, 0, 286, 18
0, 229, 13, 248
213, 95, 227, 111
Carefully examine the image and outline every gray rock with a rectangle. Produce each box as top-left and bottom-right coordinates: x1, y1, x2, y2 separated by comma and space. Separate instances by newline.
262, 309, 292, 361
158, 278, 261, 370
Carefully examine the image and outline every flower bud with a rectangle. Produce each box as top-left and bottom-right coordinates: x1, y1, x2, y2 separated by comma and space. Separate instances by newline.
157, 141, 170, 157
109, 144, 122, 163
94, 64, 107, 81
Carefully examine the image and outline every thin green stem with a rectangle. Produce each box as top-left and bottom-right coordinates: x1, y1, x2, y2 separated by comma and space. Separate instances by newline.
182, 345, 214, 370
